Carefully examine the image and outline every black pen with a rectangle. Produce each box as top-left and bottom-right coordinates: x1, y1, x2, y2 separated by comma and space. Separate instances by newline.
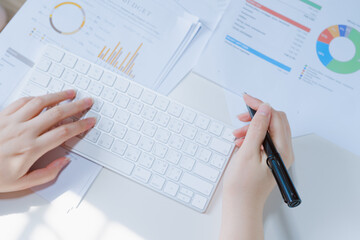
247, 105, 301, 208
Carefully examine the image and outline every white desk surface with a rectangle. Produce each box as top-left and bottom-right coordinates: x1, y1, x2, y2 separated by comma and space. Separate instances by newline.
1, 73, 360, 240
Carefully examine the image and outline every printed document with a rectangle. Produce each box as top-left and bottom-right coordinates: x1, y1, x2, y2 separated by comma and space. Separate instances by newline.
195, 0, 360, 154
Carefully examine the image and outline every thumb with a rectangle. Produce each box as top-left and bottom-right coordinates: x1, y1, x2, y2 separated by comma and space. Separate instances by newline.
242, 103, 272, 152
15, 157, 70, 191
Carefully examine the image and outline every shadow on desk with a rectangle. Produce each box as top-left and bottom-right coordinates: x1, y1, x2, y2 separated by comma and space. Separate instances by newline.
263, 134, 360, 240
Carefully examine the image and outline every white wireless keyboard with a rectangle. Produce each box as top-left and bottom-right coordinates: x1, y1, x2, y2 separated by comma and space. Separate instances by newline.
13, 45, 236, 212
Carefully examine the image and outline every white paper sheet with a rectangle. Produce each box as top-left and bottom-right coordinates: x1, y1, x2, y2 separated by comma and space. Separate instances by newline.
0, 0, 199, 99
32, 147, 102, 212
194, 0, 360, 144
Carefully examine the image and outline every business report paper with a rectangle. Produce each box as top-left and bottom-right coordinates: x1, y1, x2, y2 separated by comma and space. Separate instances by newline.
195, 0, 360, 155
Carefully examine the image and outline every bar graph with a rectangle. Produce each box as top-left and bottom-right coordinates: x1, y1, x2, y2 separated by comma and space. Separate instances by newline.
97, 42, 143, 79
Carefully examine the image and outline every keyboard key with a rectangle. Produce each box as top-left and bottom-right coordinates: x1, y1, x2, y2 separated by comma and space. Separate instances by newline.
141, 106, 157, 121
98, 133, 114, 149
115, 94, 130, 108
165, 149, 181, 164
196, 148, 212, 162
222, 127, 235, 142
195, 132, 211, 146
88, 81, 104, 96
62, 69, 77, 84
75, 59, 90, 74
168, 134, 184, 150
128, 115, 144, 130
75, 76, 90, 89
127, 84, 143, 98
193, 162, 219, 182
65, 136, 134, 176
180, 156, 195, 171
138, 136, 155, 154
153, 143, 168, 158
85, 111, 101, 124
180, 173, 213, 196
88, 65, 103, 80
101, 103, 117, 118
180, 188, 193, 197
154, 96, 169, 111
133, 166, 151, 183
152, 159, 168, 174
114, 109, 130, 124
101, 72, 116, 86
30, 71, 51, 87
141, 90, 156, 104
142, 122, 157, 137
195, 116, 210, 130
139, 153, 155, 168
209, 122, 224, 136
166, 166, 182, 181
177, 193, 190, 203
181, 109, 197, 123
36, 57, 52, 72
210, 154, 226, 169
192, 194, 207, 210
111, 124, 127, 139
150, 174, 165, 189
127, 99, 143, 115
48, 63, 64, 78
44, 46, 64, 62
124, 130, 141, 145
114, 78, 129, 92
92, 98, 104, 112
101, 87, 117, 102
155, 112, 170, 127
23, 82, 47, 96
155, 128, 171, 143
124, 146, 141, 162
168, 118, 183, 133
62, 54, 77, 68
98, 118, 114, 133
209, 138, 232, 155
163, 181, 179, 196
181, 125, 197, 139
84, 128, 101, 143
48, 78, 64, 92
167, 102, 183, 117
182, 141, 198, 156
111, 140, 128, 156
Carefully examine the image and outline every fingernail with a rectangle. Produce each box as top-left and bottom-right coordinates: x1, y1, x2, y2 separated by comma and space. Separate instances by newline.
86, 117, 96, 127
257, 103, 271, 117
61, 157, 71, 167
83, 98, 93, 107
242, 92, 247, 96
66, 89, 75, 98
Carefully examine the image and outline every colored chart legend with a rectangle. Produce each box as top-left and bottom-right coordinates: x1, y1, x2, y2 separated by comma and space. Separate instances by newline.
98, 42, 143, 79
316, 25, 360, 74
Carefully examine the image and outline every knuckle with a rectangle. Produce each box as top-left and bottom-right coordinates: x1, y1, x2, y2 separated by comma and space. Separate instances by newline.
51, 106, 64, 119
58, 125, 72, 138
32, 96, 46, 107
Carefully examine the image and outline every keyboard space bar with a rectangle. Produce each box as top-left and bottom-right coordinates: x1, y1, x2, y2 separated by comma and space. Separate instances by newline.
64, 137, 135, 175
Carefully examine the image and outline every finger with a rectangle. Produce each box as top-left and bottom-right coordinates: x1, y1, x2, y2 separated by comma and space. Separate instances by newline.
237, 112, 251, 122
242, 103, 271, 153
13, 157, 70, 191
30, 97, 93, 135
235, 137, 245, 147
1, 97, 34, 116
243, 93, 263, 110
233, 124, 249, 139
36, 118, 96, 153
13, 90, 76, 122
